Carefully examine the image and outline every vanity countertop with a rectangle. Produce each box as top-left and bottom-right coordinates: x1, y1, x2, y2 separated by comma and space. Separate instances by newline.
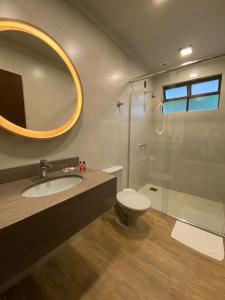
0, 168, 115, 230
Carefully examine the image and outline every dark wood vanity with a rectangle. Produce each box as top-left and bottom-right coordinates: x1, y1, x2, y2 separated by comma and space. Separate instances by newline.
0, 158, 117, 293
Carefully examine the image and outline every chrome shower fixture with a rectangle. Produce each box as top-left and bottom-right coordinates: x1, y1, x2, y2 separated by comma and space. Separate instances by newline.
117, 101, 124, 108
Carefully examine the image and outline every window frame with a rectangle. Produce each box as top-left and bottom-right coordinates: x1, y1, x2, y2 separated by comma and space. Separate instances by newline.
163, 74, 222, 113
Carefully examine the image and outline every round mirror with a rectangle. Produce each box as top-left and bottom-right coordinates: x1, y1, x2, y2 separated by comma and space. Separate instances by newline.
0, 20, 83, 139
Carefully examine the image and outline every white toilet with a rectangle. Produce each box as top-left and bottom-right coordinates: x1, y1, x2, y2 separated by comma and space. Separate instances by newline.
102, 166, 151, 229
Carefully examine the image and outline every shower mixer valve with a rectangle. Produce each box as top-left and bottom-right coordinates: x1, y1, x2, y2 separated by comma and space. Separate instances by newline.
138, 143, 148, 149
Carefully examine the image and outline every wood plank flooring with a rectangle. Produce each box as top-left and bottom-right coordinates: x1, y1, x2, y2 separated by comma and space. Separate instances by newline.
3, 210, 225, 300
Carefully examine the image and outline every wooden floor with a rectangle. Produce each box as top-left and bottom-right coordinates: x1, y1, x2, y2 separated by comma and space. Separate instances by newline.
3, 210, 225, 300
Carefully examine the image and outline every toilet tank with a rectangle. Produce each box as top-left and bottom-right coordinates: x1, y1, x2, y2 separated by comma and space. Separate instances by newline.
102, 165, 123, 192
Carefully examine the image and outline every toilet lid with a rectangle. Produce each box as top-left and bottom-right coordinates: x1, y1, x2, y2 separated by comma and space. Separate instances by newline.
117, 190, 151, 211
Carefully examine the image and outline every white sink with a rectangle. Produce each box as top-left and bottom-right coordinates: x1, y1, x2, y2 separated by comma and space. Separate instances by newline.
22, 176, 83, 198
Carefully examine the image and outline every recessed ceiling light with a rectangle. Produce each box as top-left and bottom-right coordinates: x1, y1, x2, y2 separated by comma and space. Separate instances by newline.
181, 60, 197, 66
154, 0, 168, 5
179, 46, 192, 56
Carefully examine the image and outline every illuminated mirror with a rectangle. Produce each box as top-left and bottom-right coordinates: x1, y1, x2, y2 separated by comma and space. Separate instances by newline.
0, 20, 83, 139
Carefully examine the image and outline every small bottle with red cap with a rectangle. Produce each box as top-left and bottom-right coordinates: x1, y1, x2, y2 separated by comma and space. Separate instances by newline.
79, 161, 87, 171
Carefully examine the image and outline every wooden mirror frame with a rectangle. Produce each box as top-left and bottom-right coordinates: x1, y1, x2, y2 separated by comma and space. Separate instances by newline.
0, 19, 83, 139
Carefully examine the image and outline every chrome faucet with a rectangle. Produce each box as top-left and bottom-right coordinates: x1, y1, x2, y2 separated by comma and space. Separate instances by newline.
40, 159, 53, 179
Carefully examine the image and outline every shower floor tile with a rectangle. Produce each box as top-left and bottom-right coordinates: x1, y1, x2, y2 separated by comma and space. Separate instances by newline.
139, 183, 225, 236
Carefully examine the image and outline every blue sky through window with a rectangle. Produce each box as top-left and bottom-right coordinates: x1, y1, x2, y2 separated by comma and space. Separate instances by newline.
191, 79, 219, 95
165, 86, 187, 99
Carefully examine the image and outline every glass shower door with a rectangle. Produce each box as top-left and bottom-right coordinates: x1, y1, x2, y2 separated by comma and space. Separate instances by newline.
129, 79, 169, 214
163, 66, 225, 236
129, 56, 225, 236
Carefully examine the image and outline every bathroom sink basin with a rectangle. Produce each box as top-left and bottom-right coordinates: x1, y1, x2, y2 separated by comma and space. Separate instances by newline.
22, 176, 83, 198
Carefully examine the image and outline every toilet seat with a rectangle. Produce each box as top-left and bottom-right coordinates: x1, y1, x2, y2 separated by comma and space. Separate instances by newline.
117, 190, 151, 211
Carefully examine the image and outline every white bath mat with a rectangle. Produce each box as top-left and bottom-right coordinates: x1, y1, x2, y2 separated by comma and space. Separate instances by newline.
171, 221, 224, 261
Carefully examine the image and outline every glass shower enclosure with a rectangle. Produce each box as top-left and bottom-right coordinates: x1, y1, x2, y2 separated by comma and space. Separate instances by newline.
128, 56, 225, 236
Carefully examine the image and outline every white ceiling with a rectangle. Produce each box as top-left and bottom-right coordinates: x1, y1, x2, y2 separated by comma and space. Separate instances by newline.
70, 0, 225, 73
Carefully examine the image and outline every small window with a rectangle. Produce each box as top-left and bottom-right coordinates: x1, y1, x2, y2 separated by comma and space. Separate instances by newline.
165, 86, 187, 99
191, 79, 219, 95
163, 75, 222, 114
164, 99, 187, 114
